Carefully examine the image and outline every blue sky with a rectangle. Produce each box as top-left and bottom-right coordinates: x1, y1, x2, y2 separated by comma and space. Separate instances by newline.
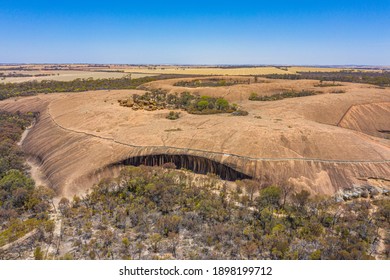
1, 0, 389, 65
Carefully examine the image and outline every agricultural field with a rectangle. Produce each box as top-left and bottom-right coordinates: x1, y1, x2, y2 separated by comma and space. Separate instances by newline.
121, 65, 356, 76
0, 69, 155, 83
1, 64, 380, 85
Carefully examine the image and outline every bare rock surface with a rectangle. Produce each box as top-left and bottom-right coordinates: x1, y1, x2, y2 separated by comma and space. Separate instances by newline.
1, 78, 389, 197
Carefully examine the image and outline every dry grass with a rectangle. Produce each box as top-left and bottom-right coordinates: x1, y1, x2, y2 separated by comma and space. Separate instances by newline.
0, 70, 156, 84
288, 67, 383, 73
0, 64, 382, 84
122, 66, 360, 76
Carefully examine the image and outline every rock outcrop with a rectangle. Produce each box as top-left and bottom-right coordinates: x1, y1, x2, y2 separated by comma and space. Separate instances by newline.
0, 78, 389, 198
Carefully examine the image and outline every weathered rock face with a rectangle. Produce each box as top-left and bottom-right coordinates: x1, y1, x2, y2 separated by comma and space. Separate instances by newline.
338, 102, 390, 139
120, 154, 252, 181
335, 183, 390, 202
0, 79, 389, 198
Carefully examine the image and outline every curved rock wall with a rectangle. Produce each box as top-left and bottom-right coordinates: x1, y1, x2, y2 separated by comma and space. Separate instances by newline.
1, 88, 389, 198
338, 102, 390, 139
120, 154, 252, 181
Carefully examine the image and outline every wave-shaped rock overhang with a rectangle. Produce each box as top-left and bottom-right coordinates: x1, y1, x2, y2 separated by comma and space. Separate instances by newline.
0, 78, 389, 198
119, 154, 252, 181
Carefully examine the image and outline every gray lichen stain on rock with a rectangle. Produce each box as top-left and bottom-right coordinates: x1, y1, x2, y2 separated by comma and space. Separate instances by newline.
120, 154, 252, 181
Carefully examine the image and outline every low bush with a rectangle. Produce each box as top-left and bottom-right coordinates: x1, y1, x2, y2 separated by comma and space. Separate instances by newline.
166, 111, 180, 120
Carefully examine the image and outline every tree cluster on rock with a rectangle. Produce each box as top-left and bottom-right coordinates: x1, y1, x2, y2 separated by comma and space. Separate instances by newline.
249, 90, 318, 101
118, 89, 239, 115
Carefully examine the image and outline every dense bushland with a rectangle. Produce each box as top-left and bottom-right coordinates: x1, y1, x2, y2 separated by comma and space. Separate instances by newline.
58, 165, 389, 260
0, 111, 54, 253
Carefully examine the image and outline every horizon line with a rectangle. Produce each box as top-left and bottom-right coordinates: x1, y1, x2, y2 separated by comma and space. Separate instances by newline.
1, 63, 389, 68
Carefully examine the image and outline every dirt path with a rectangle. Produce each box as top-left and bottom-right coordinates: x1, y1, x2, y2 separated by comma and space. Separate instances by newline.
26, 158, 49, 187
17, 120, 34, 146
18, 119, 50, 188
0, 230, 38, 252
15, 120, 63, 258
376, 228, 387, 259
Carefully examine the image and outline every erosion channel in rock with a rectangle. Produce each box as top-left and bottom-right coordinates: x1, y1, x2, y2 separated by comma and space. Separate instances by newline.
119, 154, 252, 181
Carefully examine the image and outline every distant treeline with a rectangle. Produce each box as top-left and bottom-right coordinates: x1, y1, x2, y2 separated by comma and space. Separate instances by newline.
174, 78, 249, 88
0, 67, 36, 71
0, 74, 198, 101
0, 73, 53, 78
261, 71, 390, 87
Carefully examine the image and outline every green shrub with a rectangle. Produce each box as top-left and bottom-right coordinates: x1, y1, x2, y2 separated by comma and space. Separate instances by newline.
166, 111, 180, 120
256, 186, 282, 209
197, 100, 209, 111
215, 98, 229, 110
249, 92, 259, 100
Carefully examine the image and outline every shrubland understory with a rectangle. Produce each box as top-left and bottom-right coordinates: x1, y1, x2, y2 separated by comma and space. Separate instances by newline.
0, 111, 54, 257
57, 166, 390, 260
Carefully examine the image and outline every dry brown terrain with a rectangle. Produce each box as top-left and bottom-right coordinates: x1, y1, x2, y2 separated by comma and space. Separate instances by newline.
0, 64, 364, 83
122, 66, 354, 76
0, 70, 155, 83
0, 76, 389, 198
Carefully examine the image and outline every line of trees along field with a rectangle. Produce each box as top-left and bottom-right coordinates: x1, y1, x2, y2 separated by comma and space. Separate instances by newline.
173, 78, 249, 87
261, 71, 390, 87
0, 74, 199, 100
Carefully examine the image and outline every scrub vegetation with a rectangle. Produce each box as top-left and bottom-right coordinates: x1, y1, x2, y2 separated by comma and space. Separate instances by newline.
55, 165, 389, 260
0, 111, 54, 255
119, 89, 237, 115
249, 90, 318, 101
173, 78, 250, 88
